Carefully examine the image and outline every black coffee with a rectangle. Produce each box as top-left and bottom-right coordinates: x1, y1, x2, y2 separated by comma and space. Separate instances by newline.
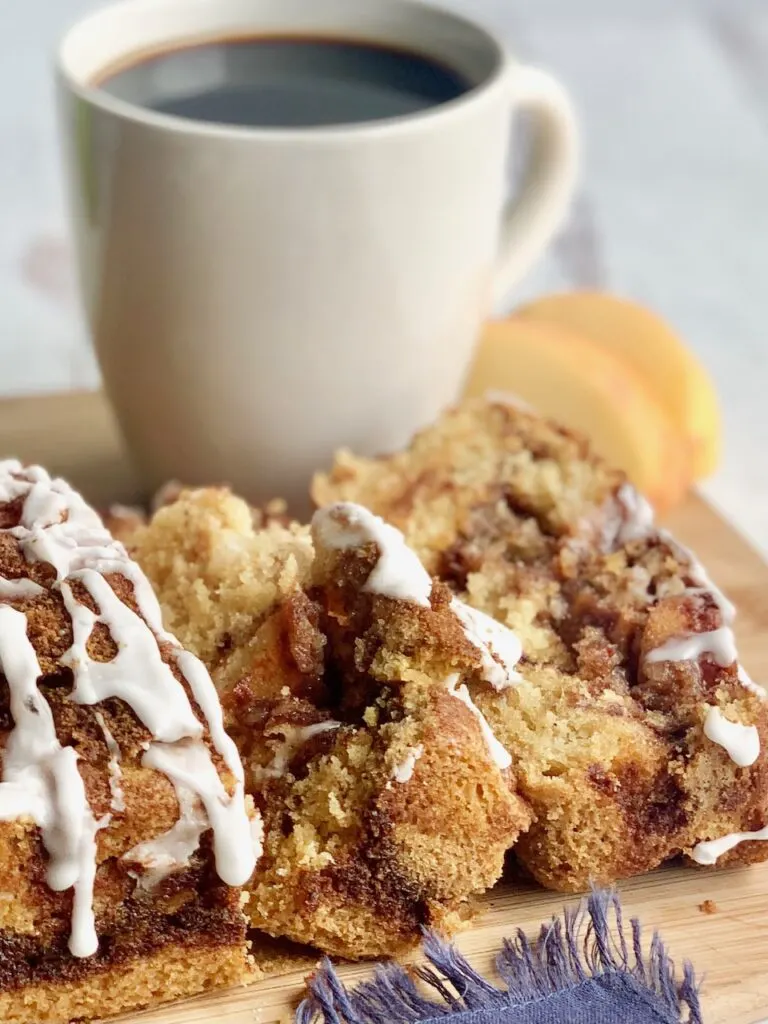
98, 36, 471, 127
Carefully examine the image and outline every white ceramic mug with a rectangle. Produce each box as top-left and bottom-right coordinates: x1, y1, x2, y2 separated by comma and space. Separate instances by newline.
58, 0, 577, 506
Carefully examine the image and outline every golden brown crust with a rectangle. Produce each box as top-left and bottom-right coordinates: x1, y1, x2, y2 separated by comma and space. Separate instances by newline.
0, 846, 245, 991
0, 935, 252, 1024
314, 398, 768, 890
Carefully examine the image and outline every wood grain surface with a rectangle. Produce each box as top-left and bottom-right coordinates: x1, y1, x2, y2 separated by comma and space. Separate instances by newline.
1, 390, 767, 1024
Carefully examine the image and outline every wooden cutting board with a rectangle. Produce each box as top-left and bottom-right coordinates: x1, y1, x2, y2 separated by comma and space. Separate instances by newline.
2, 391, 768, 1024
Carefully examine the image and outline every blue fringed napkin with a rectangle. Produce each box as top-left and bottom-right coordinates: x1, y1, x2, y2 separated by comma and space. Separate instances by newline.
297, 891, 703, 1024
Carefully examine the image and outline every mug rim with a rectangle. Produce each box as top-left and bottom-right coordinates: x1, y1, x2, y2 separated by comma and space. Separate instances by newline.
57, 0, 511, 142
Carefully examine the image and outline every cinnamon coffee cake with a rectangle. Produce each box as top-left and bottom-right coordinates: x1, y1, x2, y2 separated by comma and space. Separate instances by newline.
314, 398, 768, 889
125, 397, 767, 963
0, 462, 258, 1024
131, 490, 532, 957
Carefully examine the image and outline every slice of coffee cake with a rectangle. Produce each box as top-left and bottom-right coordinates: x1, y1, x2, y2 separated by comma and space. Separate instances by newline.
314, 398, 768, 890
0, 462, 258, 1024
132, 490, 532, 957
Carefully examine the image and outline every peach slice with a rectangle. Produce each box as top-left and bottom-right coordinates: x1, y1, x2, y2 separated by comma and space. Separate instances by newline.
464, 319, 692, 514
514, 292, 720, 478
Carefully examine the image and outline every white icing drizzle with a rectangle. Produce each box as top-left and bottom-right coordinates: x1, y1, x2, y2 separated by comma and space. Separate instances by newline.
614, 482, 656, 545
0, 605, 104, 957
646, 626, 738, 669
451, 598, 523, 690
174, 649, 245, 783
392, 744, 424, 783
691, 826, 768, 866
312, 503, 432, 607
0, 578, 45, 600
263, 721, 341, 776
94, 711, 126, 813
0, 461, 257, 956
445, 674, 512, 771
60, 571, 203, 742
69, 814, 107, 958
142, 740, 258, 885
703, 706, 760, 768
124, 779, 207, 890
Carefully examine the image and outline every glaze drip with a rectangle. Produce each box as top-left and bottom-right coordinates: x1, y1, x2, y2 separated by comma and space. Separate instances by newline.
691, 826, 768, 866
451, 598, 523, 690
646, 626, 738, 670
0, 578, 45, 599
446, 673, 512, 771
312, 503, 432, 606
143, 740, 259, 885
703, 706, 760, 768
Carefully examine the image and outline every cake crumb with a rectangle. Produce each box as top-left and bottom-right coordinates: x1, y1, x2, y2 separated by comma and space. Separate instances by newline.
699, 899, 718, 915
363, 706, 379, 727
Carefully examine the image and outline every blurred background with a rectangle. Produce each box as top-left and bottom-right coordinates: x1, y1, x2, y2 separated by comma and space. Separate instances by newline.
0, 0, 766, 553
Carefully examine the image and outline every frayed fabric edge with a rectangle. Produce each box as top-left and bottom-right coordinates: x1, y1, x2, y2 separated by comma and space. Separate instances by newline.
296, 889, 703, 1024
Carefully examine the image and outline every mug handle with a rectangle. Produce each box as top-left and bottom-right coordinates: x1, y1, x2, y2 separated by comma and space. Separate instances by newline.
493, 66, 579, 304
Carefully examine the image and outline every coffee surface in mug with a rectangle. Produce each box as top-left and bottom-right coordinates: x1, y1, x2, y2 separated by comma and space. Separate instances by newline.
97, 35, 471, 127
